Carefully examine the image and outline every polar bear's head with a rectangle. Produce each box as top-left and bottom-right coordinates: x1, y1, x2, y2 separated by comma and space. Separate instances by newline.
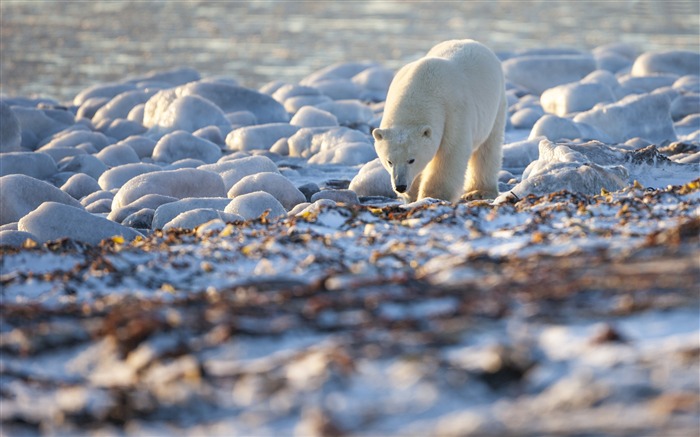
372, 125, 438, 194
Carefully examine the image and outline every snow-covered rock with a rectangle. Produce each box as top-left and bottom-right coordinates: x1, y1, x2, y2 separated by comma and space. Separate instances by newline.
41, 130, 111, 151
225, 123, 300, 152
540, 82, 616, 116
0, 102, 22, 152
503, 55, 597, 95
109, 194, 178, 223
307, 142, 377, 165
199, 155, 280, 190
573, 92, 677, 143
73, 83, 137, 107
0, 230, 38, 247
57, 154, 108, 180
227, 172, 306, 210
151, 197, 231, 230
290, 106, 339, 127
162, 208, 244, 231
0, 174, 84, 225
11, 106, 74, 149
0, 152, 57, 179
92, 90, 155, 124
115, 136, 157, 159
152, 130, 222, 164
500, 139, 629, 201
288, 126, 369, 158
529, 115, 584, 142
349, 158, 395, 198
60, 173, 101, 200
94, 143, 140, 167
144, 93, 231, 136
310, 189, 360, 205
18, 201, 141, 245
98, 163, 162, 191
112, 168, 226, 209
315, 100, 374, 127
224, 191, 287, 221
352, 66, 395, 101
631, 50, 700, 77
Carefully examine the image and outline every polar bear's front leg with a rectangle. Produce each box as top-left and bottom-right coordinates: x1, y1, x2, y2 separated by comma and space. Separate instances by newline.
463, 96, 506, 200
418, 140, 470, 202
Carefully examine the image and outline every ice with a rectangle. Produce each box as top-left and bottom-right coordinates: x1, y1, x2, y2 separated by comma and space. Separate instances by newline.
162, 208, 243, 231
151, 130, 221, 164
151, 197, 231, 230
60, 173, 100, 200
225, 123, 300, 152
223, 191, 287, 220
503, 54, 597, 95
227, 172, 306, 211
111, 168, 226, 209
349, 158, 395, 198
0, 102, 22, 152
290, 106, 339, 128
0, 151, 57, 179
18, 201, 142, 245
630, 50, 700, 77
0, 174, 83, 225
573, 92, 677, 143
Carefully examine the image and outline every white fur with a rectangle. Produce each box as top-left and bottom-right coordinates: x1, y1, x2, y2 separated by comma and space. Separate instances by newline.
373, 39, 506, 202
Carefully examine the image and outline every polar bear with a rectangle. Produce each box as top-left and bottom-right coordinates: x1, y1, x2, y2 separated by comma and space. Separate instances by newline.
372, 39, 506, 203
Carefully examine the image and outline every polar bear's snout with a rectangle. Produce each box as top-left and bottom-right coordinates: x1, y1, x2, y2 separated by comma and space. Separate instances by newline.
394, 183, 408, 193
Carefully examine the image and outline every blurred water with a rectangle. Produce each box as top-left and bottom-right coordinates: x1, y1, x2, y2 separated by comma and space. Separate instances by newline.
1, 0, 698, 102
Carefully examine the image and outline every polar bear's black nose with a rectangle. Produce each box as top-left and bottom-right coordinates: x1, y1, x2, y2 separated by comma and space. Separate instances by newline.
395, 184, 407, 193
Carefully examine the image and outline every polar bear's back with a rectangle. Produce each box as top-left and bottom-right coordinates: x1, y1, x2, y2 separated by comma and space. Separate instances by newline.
426, 39, 503, 87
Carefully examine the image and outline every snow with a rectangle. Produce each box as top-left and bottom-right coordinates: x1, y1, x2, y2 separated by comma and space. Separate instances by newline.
0, 18, 699, 435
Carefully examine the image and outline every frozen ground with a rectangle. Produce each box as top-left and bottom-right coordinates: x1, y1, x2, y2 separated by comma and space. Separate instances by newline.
1, 2, 700, 435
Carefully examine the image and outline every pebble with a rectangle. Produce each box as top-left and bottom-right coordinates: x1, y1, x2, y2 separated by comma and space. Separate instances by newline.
152, 130, 222, 164
151, 197, 231, 230
60, 173, 101, 200
111, 168, 226, 209
91, 90, 155, 124
122, 208, 155, 229
37, 147, 87, 163
227, 172, 306, 210
165, 158, 206, 170
80, 190, 114, 207
115, 136, 157, 159
85, 198, 113, 214
0, 152, 57, 179
193, 125, 225, 145
0, 174, 83, 225
223, 191, 287, 221
0, 102, 22, 152
18, 201, 142, 245
99, 119, 147, 140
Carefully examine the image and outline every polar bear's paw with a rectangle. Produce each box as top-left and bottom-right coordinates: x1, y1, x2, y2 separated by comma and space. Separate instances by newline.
461, 189, 498, 201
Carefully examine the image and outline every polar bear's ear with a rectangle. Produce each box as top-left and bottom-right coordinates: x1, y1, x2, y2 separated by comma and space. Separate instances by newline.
372, 128, 385, 141
421, 126, 432, 139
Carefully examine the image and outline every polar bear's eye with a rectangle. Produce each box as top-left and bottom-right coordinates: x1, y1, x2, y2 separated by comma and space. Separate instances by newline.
408, 159, 415, 164
387, 160, 393, 167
